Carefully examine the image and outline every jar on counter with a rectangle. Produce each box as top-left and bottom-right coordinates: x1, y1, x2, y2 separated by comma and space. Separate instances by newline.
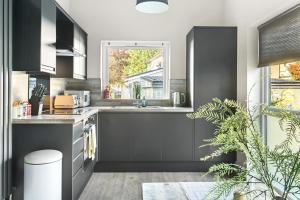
22, 101, 28, 116
12, 101, 20, 118
27, 103, 32, 116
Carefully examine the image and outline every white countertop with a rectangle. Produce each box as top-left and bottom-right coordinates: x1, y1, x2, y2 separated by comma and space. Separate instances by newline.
12, 106, 194, 124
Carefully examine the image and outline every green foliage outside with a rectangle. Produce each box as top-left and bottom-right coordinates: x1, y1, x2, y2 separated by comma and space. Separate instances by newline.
124, 49, 160, 77
109, 49, 161, 86
187, 98, 300, 200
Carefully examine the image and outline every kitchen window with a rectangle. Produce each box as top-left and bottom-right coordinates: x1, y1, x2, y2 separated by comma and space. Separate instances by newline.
101, 41, 170, 100
265, 62, 300, 110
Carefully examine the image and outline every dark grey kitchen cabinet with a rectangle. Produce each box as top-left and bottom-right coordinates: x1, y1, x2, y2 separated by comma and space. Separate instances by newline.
55, 5, 87, 80
99, 113, 194, 162
131, 116, 163, 161
13, 0, 56, 74
12, 114, 98, 200
72, 25, 87, 79
186, 27, 237, 163
99, 113, 132, 161
162, 114, 194, 161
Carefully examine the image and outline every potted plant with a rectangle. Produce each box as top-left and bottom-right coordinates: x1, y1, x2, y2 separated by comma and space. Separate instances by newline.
187, 98, 300, 200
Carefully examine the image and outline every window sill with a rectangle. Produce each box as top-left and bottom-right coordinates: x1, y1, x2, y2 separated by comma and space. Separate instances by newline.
266, 106, 300, 116
94, 98, 174, 107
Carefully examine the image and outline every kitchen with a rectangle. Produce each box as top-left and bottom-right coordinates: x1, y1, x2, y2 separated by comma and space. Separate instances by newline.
1, 0, 300, 200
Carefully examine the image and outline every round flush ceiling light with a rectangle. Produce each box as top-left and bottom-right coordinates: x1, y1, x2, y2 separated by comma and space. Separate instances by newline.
136, 0, 169, 14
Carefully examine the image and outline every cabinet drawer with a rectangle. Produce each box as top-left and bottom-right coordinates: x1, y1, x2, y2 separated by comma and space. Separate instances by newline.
72, 160, 94, 200
73, 122, 83, 142
73, 136, 84, 159
72, 168, 84, 200
73, 152, 84, 177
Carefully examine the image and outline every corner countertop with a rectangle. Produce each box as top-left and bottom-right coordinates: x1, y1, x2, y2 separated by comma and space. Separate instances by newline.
12, 106, 194, 124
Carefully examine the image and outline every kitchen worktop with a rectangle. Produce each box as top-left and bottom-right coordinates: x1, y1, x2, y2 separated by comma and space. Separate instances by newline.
12, 106, 194, 124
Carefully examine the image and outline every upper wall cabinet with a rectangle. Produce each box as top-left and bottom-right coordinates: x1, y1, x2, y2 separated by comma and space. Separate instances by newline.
55, 6, 87, 80
13, 0, 57, 74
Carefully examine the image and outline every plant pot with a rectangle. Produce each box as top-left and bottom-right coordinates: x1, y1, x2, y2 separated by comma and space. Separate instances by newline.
233, 192, 246, 200
274, 197, 285, 200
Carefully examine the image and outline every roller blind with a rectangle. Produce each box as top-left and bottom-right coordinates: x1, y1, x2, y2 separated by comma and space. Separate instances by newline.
258, 4, 300, 67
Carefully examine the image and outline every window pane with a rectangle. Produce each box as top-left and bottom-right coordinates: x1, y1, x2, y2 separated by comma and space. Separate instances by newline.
270, 62, 300, 110
107, 47, 164, 99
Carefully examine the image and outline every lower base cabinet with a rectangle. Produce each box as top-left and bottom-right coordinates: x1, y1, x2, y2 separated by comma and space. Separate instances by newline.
97, 112, 236, 172
99, 113, 194, 162
12, 114, 98, 200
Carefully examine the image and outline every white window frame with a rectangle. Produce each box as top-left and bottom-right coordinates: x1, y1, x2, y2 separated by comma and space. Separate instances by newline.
101, 40, 171, 100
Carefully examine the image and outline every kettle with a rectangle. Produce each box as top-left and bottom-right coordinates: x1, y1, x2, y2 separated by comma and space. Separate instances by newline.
172, 92, 186, 107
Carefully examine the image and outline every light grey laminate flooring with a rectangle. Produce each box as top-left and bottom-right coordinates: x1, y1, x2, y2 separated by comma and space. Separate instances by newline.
79, 172, 213, 200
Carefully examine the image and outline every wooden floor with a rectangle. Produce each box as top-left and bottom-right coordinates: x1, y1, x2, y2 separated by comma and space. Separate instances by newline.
79, 172, 213, 200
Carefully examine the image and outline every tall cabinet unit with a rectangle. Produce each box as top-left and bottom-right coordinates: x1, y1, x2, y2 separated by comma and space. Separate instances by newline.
187, 27, 237, 163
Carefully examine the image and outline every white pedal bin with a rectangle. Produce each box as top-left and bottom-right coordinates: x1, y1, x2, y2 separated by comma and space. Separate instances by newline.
24, 150, 63, 200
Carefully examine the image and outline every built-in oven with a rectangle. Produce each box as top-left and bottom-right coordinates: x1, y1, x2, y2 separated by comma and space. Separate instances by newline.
83, 114, 97, 168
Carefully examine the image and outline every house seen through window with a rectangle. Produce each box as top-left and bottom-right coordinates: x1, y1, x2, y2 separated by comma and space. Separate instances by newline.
269, 62, 300, 110
101, 41, 170, 100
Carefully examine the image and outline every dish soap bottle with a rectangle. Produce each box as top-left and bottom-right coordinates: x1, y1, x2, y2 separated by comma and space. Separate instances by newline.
103, 86, 110, 99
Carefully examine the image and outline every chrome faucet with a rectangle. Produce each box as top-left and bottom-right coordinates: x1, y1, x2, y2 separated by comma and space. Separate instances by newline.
133, 97, 147, 108
133, 100, 142, 108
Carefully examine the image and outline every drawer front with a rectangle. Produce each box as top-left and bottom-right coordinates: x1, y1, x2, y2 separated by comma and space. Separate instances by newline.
72, 160, 94, 200
73, 152, 84, 177
73, 122, 83, 142
72, 168, 84, 200
73, 136, 84, 159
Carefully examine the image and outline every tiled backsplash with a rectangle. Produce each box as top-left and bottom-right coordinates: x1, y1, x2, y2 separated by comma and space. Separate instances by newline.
12, 74, 186, 107
12, 72, 29, 102
51, 78, 186, 106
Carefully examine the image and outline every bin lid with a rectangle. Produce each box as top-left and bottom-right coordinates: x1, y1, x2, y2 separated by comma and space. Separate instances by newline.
24, 150, 63, 165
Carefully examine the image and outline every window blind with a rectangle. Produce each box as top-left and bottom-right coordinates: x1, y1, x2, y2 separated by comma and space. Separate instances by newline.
258, 4, 300, 67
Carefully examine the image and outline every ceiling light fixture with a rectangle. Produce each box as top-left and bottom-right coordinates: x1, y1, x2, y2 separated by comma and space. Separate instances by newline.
136, 0, 169, 14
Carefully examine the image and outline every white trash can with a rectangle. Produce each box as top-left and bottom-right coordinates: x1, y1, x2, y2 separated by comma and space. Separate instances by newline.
24, 150, 63, 200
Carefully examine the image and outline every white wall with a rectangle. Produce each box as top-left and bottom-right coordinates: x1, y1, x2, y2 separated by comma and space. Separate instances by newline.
69, 0, 226, 79
224, 0, 300, 104
55, 0, 71, 13
224, 0, 300, 164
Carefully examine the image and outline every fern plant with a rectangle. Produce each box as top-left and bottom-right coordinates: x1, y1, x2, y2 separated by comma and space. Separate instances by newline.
187, 98, 300, 200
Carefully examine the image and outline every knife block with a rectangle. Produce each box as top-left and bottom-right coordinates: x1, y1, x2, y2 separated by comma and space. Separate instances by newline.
29, 96, 44, 116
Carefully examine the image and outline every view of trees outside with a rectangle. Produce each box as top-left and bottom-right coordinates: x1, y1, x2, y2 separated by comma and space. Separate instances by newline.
270, 62, 300, 110
107, 47, 164, 99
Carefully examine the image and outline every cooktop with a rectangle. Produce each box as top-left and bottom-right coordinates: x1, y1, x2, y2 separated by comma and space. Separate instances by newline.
42, 108, 89, 115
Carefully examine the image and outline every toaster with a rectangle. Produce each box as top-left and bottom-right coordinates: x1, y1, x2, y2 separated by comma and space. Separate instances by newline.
54, 95, 79, 109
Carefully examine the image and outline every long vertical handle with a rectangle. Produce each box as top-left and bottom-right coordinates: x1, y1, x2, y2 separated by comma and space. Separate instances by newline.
2, 0, 13, 198
0, 0, 4, 198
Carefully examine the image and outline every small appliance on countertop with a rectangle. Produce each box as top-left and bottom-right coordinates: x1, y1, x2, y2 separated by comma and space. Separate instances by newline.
64, 90, 90, 107
172, 92, 186, 107
54, 95, 79, 109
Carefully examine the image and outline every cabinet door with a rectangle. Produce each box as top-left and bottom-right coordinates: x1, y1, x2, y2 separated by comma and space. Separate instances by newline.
100, 113, 131, 161
131, 114, 162, 161
192, 28, 237, 162
73, 57, 86, 80
73, 57, 80, 78
40, 0, 56, 73
79, 57, 86, 78
162, 114, 194, 161
73, 25, 80, 53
